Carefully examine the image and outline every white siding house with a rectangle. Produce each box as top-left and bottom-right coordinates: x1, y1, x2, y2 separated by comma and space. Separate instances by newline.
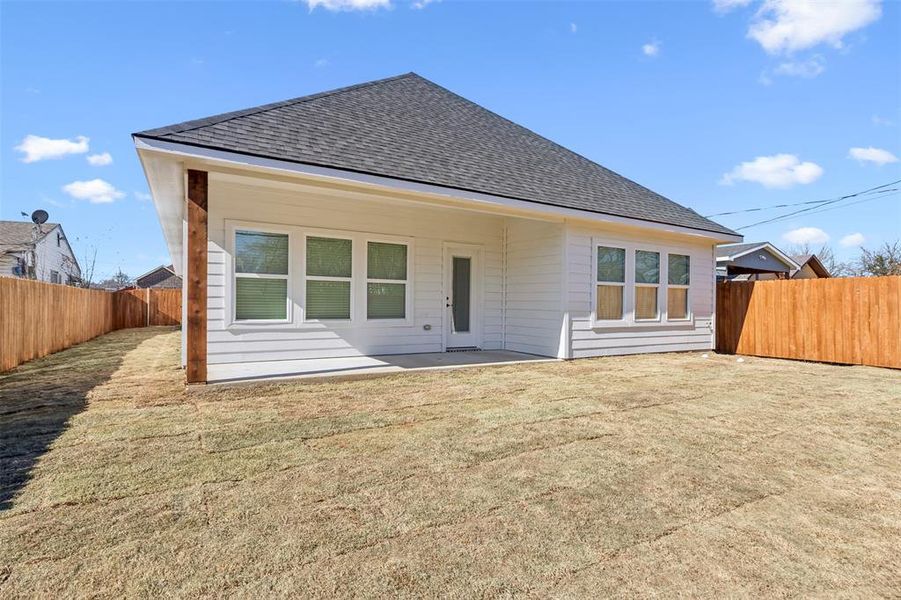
134, 73, 741, 383
0, 221, 81, 285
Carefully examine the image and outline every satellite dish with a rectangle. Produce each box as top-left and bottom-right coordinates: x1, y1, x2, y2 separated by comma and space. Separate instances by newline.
31, 210, 49, 225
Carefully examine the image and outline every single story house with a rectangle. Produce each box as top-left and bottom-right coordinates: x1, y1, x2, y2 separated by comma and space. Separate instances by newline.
0, 220, 81, 285
134, 73, 741, 383
789, 254, 831, 279
716, 242, 799, 281
135, 264, 183, 289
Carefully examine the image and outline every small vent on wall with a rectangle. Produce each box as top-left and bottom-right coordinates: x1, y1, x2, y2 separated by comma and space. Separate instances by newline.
446, 346, 481, 353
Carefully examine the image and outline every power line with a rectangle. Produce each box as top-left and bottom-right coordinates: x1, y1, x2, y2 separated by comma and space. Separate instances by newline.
704, 183, 898, 218
735, 179, 901, 231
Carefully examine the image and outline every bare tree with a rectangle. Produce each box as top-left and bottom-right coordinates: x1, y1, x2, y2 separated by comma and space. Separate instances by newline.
856, 242, 901, 277
78, 247, 98, 288
95, 269, 134, 291
785, 242, 854, 277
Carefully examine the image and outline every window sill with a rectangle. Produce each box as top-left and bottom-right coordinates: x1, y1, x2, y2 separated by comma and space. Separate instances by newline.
591, 318, 696, 331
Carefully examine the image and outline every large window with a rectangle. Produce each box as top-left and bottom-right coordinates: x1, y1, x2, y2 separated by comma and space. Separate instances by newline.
234, 230, 289, 321
596, 246, 625, 320
305, 236, 352, 320
667, 254, 690, 320
634, 250, 660, 320
367, 241, 408, 320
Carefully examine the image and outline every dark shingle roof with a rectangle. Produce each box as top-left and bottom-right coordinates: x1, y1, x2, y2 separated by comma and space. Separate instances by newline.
716, 242, 769, 259
0, 220, 59, 251
135, 73, 736, 236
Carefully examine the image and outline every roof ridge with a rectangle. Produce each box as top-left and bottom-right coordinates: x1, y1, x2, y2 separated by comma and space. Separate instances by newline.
134, 72, 418, 138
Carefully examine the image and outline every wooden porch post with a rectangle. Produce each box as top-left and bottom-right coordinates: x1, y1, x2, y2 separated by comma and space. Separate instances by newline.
186, 169, 208, 383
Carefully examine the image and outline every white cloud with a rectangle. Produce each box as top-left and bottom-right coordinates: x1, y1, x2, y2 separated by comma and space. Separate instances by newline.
848, 146, 899, 165
314, 58, 329, 68
772, 54, 825, 78
86, 152, 113, 166
783, 227, 829, 245
570, 22, 577, 34
134, 191, 152, 202
748, 0, 882, 54
642, 41, 661, 57
840, 232, 866, 247
872, 115, 894, 127
713, 0, 753, 13
304, 0, 390, 11
15, 134, 89, 163
411, 0, 436, 8
720, 153, 823, 188
62, 179, 125, 204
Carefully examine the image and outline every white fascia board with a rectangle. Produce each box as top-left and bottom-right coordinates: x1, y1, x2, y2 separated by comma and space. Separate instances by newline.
133, 137, 743, 244
135, 145, 187, 276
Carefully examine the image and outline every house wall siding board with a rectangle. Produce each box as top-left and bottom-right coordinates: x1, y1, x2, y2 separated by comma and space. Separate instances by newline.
566, 224, 716, 358
503, 219, 564, 357
205, 176, 504, 364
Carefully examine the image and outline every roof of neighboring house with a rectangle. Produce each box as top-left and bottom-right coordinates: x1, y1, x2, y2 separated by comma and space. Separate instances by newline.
716, 241, 799, 269
0, 220, 60, 252
791, 254, 831, 278
135, 73, 736, 237
136, 263, 175, 281
135, 264, 181, 288
149, 273, 183, 289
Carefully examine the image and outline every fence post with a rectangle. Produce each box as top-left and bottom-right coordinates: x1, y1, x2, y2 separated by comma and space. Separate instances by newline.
146, 288, 151, 327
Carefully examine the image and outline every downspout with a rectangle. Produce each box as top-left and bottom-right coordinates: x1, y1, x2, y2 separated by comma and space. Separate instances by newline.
501, 221, 507, 351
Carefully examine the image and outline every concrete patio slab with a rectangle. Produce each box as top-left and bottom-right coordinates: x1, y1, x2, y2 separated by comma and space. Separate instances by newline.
206, 350, 557, 384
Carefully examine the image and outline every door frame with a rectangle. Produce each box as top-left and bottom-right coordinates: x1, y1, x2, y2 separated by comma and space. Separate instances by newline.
442, 242, 483, 350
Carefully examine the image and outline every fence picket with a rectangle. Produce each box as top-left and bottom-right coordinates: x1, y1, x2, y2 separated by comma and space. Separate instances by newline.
0, 279, 181, 372
716, 277, 900, 369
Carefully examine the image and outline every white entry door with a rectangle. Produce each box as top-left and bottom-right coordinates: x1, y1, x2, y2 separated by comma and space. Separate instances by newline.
444, 244, 481, 349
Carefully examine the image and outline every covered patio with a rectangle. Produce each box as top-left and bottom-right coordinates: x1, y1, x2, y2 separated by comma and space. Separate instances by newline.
206, 349, 556, 384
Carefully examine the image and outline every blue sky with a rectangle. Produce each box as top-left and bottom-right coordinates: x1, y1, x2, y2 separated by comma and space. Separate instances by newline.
2, 0, 899, 279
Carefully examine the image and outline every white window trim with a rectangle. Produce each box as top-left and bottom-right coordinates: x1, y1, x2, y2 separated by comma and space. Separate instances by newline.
591, 238, 695, 329
594, 245, 628, 326
666, 253, 692, 322
230, 225, 293, 326
302, 232, 355, 325
634, 249, 662, 323
225, 220, 415, 331
364, 235, 414, 326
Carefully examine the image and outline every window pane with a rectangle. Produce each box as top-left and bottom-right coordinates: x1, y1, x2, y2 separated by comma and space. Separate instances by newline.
368, 242, 407, 280
668, 254, 690, 286
668, 287, 688, 319
597, 247, 625, 283
236, 277, 287, 320
236, 231, 288, 275
596, 285, 623, 320
367, 283, 405, 319
452, 257, 471, 332
306, 237, 352, 278
635, 250, 660, 284
635, 286, 658, 319
306, 280, 351, 319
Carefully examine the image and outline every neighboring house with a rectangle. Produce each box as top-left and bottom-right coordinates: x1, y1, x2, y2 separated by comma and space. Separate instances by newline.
716, 242, 799, 281
789, 254, 831, 279
0, 220, 81, 285
134, 73, 741, 383
135, 264, 183, 288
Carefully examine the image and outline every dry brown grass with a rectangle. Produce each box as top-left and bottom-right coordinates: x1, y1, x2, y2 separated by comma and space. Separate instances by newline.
1, 327, 899, 598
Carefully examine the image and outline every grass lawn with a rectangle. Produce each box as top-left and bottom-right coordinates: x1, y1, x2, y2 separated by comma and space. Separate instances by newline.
1, 327, 900, 598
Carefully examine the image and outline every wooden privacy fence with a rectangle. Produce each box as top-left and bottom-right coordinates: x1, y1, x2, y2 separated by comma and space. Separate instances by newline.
0, 278, 181, 372
716, 276, 900, 369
